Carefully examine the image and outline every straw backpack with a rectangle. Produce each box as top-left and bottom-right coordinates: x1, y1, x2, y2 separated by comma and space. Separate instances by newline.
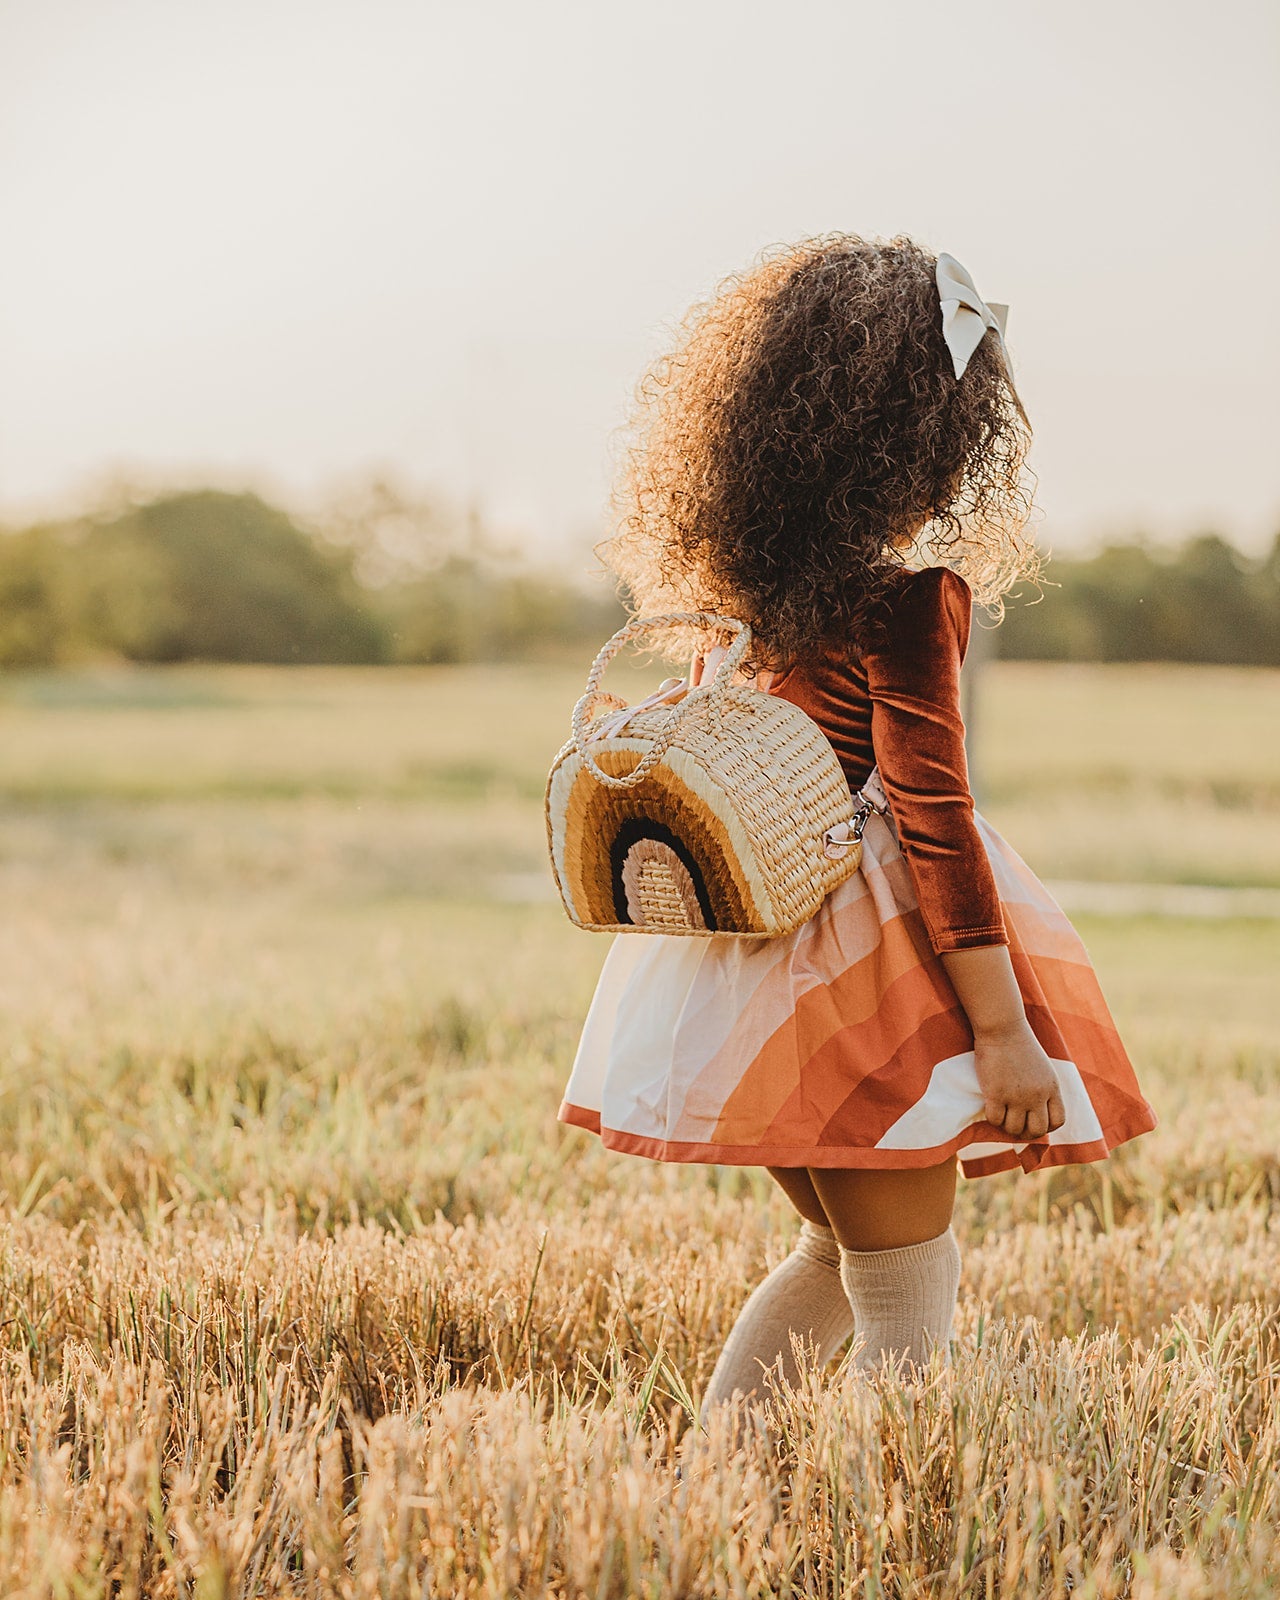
545, 612, 883, 938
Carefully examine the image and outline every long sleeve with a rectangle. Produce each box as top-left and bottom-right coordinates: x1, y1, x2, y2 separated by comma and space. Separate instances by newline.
860, 567, 1007, 953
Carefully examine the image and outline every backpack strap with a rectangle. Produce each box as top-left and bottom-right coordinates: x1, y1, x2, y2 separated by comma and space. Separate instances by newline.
858, 767, 891, 815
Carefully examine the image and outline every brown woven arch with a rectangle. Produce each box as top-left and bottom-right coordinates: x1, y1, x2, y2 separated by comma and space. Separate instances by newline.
560, 751, 760, 931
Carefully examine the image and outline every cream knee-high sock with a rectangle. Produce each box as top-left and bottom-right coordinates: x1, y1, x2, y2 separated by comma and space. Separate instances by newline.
839, 1226, 962, 1374
702, 1221, 855, 1407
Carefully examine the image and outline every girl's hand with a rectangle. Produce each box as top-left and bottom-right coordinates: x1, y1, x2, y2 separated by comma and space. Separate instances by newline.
972, 1018, 1066, 1140
939, 945, 1066, 1141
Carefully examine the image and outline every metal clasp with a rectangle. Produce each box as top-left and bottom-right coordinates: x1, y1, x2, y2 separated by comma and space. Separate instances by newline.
822, 795, 880, 861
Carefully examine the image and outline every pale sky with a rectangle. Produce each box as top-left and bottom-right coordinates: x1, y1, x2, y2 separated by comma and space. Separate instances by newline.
1, 0, 1277, 564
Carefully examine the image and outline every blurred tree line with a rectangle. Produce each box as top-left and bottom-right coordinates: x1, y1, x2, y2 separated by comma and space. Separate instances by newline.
0, 488, 1275, 668
994, 533, 1280, 665
0, 486, 624, 668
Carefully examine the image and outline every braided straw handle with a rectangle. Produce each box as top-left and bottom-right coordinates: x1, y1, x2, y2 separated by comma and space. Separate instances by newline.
570, 613, 752, 790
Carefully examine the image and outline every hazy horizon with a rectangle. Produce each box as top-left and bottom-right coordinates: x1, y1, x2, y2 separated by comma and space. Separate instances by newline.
2, 0, 1277, 564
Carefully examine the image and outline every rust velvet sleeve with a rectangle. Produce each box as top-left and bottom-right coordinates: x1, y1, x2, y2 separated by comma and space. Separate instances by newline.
861, 567, 1007, 953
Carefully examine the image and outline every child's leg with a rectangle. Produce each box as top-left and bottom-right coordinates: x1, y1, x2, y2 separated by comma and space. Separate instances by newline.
809, 1161, 961, 1373
701, 1168, 853, 1407
767, 1164, 832, 1226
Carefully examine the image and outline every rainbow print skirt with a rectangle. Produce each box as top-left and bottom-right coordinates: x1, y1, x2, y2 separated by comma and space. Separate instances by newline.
558, 809, 1157, 1178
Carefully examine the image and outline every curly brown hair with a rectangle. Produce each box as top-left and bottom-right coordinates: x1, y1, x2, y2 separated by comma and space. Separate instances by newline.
607, 234, 1038, 665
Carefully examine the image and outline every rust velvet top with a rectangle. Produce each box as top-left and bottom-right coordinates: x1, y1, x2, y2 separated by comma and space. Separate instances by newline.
767, 566, 1008, 954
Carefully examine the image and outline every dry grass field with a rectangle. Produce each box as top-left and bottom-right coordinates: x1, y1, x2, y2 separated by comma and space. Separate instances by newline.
0, 659, 1277, 1597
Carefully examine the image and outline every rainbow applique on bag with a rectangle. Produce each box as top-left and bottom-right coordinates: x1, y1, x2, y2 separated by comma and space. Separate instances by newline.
545, 613, 877, 937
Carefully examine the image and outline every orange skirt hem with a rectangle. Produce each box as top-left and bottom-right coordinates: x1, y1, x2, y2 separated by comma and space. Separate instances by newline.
557, 1098, 1157, 1178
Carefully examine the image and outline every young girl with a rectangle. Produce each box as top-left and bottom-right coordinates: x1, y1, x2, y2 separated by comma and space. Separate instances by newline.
558, 235, 1156, 1404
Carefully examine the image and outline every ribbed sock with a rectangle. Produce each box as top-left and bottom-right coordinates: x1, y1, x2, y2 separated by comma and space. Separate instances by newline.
838, 1226, 962, 1374
702, 1221, 855, 1407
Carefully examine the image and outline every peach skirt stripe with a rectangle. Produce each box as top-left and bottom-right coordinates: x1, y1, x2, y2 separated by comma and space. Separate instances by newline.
559, 809, 1157, 1179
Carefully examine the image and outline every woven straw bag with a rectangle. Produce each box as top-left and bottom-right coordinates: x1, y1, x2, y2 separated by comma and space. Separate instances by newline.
545, 612, 879, 937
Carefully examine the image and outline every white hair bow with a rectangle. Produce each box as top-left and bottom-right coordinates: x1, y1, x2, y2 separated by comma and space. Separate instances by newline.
936, 252, 1029, 426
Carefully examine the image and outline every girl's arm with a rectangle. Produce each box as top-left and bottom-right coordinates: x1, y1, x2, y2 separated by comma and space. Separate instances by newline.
940, 945, 1066, 1139
861, 569, 1007, 954
859, 569, 1062, 1140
